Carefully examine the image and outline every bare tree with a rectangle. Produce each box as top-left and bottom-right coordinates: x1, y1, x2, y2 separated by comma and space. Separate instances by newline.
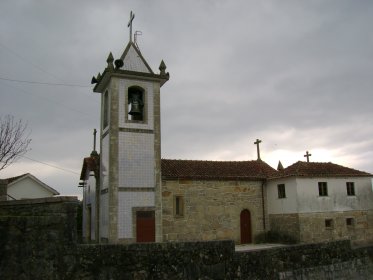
0, 115, 31, 171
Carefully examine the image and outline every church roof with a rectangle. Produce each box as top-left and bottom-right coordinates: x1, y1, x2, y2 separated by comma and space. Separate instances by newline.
270, 161, 372, 179
80, 155, 100, 180
161, 159, 277, 180
92, 42, 169, 93
120, 42, 154, 73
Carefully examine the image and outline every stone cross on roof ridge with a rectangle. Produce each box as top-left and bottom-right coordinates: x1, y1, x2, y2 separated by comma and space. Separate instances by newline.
254, 139, 262, 161
304, 150, 312, 162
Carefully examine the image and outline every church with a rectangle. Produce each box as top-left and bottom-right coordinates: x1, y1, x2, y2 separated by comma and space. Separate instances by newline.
79, 13, 373, 245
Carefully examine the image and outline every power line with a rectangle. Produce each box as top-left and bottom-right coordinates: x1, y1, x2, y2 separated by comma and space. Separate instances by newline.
0, 42, 63, 82
21, 155, 80, 175
0, 79, 96, 119
0, 76, 90, 88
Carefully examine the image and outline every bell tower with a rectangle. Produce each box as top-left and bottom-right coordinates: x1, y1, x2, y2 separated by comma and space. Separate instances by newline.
92, 12, 169, 243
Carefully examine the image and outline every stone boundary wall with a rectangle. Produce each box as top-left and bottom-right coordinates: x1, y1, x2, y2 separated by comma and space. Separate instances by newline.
235, 241, 373, 279
0, 179, 7, 201
0, 197, 373, 279
0, 196, 79, 280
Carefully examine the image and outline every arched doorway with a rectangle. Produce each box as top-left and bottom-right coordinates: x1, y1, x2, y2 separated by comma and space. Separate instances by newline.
240, 209, 252, 244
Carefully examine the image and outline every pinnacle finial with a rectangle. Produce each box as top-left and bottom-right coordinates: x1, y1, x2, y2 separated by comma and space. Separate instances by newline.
106, 52, 114, 70
107, 52, 114, 63
277, 160, 284, 171
159, 60, 167, 75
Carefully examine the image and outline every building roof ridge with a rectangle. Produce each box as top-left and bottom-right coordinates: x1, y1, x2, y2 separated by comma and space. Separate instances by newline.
161, 158, 264, 163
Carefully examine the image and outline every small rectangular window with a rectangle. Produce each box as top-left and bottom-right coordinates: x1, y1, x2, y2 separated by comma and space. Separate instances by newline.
103, 91, 109, 128
346, 182, 355, 196
325, 219, 333, 229
174, 196, 184, 217
277, 184, 286, 199
346, 218, 354, 227
318, 182, 328, 196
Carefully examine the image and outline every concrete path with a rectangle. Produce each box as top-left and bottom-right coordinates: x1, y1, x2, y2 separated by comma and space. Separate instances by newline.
235, 243, 288, 252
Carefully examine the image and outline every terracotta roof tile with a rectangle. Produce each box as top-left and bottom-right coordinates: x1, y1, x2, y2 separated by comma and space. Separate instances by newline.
271, 161, 372, 179
80, 156, 100, 180
161, 159, 277, 180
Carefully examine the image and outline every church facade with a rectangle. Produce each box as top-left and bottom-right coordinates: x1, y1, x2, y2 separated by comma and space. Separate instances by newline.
80, 19, 373, 245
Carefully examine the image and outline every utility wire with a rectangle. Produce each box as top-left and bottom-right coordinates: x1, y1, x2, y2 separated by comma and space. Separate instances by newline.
0, 42, 63, 82
0, 79, 96, 119
0, 77, 90, 88
21, 155, 80, 175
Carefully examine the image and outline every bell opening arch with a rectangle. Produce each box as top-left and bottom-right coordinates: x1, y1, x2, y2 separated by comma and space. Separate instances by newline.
127, 86, 145, 121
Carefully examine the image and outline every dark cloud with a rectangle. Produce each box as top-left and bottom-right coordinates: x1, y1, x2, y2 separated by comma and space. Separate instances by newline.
1, 1, 372, 197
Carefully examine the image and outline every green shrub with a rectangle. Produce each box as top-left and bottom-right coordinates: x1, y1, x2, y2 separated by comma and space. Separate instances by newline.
254, 230, 297, 244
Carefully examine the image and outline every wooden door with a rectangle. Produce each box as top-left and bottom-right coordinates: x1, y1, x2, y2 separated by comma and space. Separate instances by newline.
240, 209, 252, 244
136, 211, 155, 243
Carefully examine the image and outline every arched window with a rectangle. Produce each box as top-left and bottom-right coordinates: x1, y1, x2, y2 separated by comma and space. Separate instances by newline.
128, 86, 145, 121
103, 90, 109, 128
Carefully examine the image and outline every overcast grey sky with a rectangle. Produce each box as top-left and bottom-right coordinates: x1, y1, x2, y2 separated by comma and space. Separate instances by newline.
1, 0, 372, 198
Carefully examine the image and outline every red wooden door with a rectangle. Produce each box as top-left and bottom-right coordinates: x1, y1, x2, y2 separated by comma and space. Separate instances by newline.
136, 211, 155, 243
240, 209, 252, 244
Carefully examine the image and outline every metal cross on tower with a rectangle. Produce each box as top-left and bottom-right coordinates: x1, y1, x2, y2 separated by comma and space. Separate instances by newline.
93, 129, 97, 151
254, 139, 262, 160
304, 151, 312, 162
128, 11, 135, 42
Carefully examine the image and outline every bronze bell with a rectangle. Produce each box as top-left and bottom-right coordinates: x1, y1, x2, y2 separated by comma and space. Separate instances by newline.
129, 101, 142, 115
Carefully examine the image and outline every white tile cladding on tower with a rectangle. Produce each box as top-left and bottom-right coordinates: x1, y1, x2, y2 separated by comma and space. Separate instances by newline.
118, 191, 155, 239
101, 135, 110, 190
99, 192, 109, 238
118, 132, 155, 188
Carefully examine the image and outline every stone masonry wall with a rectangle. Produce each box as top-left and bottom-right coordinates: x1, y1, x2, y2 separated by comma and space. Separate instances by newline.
0, 179, 7, 201
299, 210, 373, 245
162, 179, 266, 243
269, 213, 301, 242
1, 196, 373, 279
270, 211, 373, 245
0, 196, 79, 279
235, 240, 373, 279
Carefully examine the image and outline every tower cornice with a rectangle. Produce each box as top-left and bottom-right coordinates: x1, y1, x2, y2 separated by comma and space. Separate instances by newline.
93, 69, 169, 93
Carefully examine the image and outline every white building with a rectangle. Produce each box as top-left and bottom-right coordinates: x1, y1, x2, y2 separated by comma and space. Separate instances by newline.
267, 161, 373, 244
5, 173, 60, 200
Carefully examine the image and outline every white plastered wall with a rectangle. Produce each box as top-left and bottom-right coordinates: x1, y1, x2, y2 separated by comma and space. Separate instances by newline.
8, 177, 55, 200
118, 192, 155, 239
267, 177, 373, 214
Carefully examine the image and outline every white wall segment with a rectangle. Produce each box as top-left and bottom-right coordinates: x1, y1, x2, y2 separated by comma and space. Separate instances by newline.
267, 178, 298, 214
118, 132, 155, 189
268, 177, 373, 214
118, 192, 155, 238
101, 135, 109, 190
99, 193, 109, 238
